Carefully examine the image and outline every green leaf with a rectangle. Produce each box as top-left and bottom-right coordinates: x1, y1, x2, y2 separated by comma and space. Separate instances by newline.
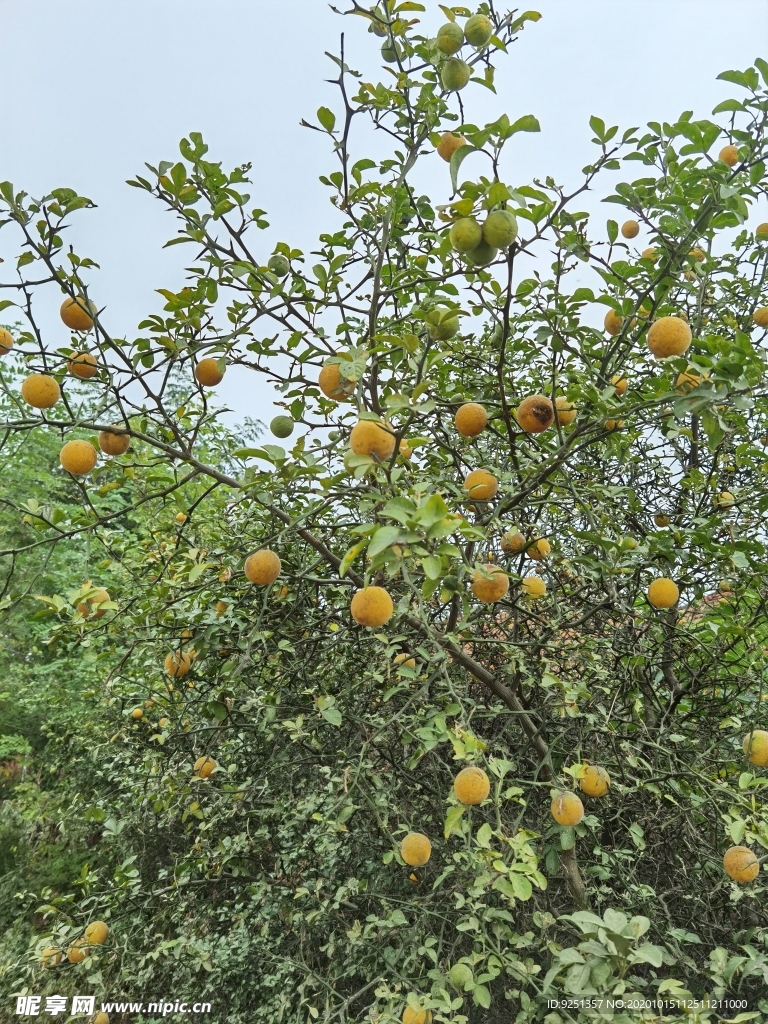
509, 872, 533, 900
368, 526, 403, 558
507, 114, 540, 136
421, 555, 442, 580
475, 822, 493, 848
321, 706, 342, 727
473, 985, 491, 1009
444, 804, 466, 839
339, 539, 368, 578
449, 145, 478, 194
317, 107, 336, 132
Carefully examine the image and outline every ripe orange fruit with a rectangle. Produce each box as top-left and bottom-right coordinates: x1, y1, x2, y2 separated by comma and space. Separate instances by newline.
742, 729, 768, 766
501, 531, 525, 554
526, 538, 550, 561
67, 351, 98, 379
516, 395, 554, 433
688, 247, 706, 262
195, 357, 225, 386
647, 577, 679, 608
77, 588, 110, 619
318, 359, 356, 401
60, 439, 98, 475
521, 575, 546, 599
753, 307, 768, 328
551, 790, 584, 826
675, 368, 707, 392
164, 650, 192, 677
94, 1014, 110, 1024
578, 765, 610, 798
66, 939, 89, 964
647, 316, 692, 358
0, 327, 13, 355
454, 402, 488, 436
604, 310, 623, 336
350, 586, 394, 627
400, 832, 432, 867
453, 765, 490, 805
436, 131, 467, 162
715, 491, 735, 509
723, 845, 759, 882
718, 144, 739, 167
604, 419, 625, 431
756, 223, 768, 241
641, 247, 658, 261
193, 755, 216, 779
462, 469, 498, 501
471, 565, 509, 603
621, 220, 639, 238
98, 427, 130, 456
653, 514, 671, 528
555, 396, 576, 425
60, 296, 95, 331
350, 419, 396, 459
402, 1006, 432, 1024
611, 374, 628, 395
41, 946, 62, 968
21, 373, 61, 409
84, 921, 109, 945
244, 549, 281, 585
394, 652, 416, 671
131, 707, 143, 720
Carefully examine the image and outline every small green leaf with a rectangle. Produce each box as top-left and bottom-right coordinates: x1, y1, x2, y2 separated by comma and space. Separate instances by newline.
444, 804, 466, 839
317, 107, 336, 132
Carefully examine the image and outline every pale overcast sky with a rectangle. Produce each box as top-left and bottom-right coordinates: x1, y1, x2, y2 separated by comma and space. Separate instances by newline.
1, 0, 766, 430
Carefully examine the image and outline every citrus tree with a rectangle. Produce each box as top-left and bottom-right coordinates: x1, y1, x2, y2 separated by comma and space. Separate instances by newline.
2, 3, 768, 1022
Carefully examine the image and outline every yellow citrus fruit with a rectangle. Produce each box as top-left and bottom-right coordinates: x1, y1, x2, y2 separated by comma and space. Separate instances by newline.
621, 220, 639, 238
455, 402, 488, 436
604, 419, 625, 431
436, 21, 464, 54
77, 588, 110, 619
482, 210, 518, 249
641, 247, 658, 261
676, 368, 707, 392
400, 832, 432, 867
394, 652, 416, 671
516, 395, 554, 433
66, 939, 89, 964
175, 512, 187, 524
604, 310, 623, 335
318, 359, 355, 401
526, 538, 550, 561
60, 296, 95, 331
94, 1014, 110, 1024
715, 491, 735, 509
41, 946, 62, 968
742, 729, 768, 766
402, 1006, 432, 1024
689, 247, 706, 262
351, 586, 394, 627
501, 531, 525, 554
194, 357, 225, 386
654, 514, 671, 528
449, 217, 482, 253
131, 707, 143, 720
471, 564, 509, 603
21, 373, 61, 409
244, 549, 281, 585
753, 307, 768, 328
756, 223, 768, 241
84, 921, 109, 945
463, 468, 498, 501
464, 13, 493, 46
647, 577, 679, 608
193, 755, 216, 779
611, 375, 628, 395
555, 396, 576, 425
398, 438, 412, 459
158, 717, 169, 728
67, 351, 98, 379
437, 131, 467, 162
578, 765, 610, 798
98, 427, 130, 456
723, 845, 759, 882
440, 57, 471, 91
453, 765, 490, 805
60, 439, 98, 475
164, 650, 192, 677
718, 144, 739, 166
350, 419, 396, 459
647, 316, 692, 358
0, 327, 13, 355
551, 790, 584, 826
521, 575, 546, 599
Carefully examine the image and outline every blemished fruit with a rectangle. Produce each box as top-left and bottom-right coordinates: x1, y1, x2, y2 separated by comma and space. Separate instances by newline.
604, 309, 623, 335
611, 375, 628, 395
723, 845, 759, 883
441, 57, 471, 91
436, 21, 464, 54
402, 1006, 432, 1024
67, 351, 98, 379
718, 144, 739, 166
465, 240, 497, 266
21, 373, 61, 409
756, 223, 768, 241
482, 210, 518, 249
742, 729, 768, 766
450, 217, 482, 253
521, 575, 546, 599
463, 469, 498, 501
453, 765, 490, 805
193, 755, 216, 779
715, 491, 735, 509
60, 296, 95, 331
516, 395, 554, 433
448, 963, 474, 991
350, 586, 394, 627
318, 360, 356, 401
41, 946, 62, 968
77, 588, 110, 618
464, 13, 493, 46
647, 577, 679, 608
621, 219, 639, 238
195, 357, 225, 386
654, 514, 671, 528
268, 254, 290, 277
400, 832, 432, 867
66, 940, 89, 964
270, 415, 294, 438
394, 652, 416, 671
647, 316, 692, 358
437, 131, 467, 162
84, 921, 109, 945
60, 439, 98, 475
526, 538, 550, 561
551, 790, 584, 826
426, 307, 460, 340
98, 427, 130, 456
0, 328, 13, 355
350, 419, 396, 459
579, 765, 610, 798
131, 707, 143, 720
753, 307, 768, 328
164, 650, 192, 677
455, 402, 488, 436
555, 396, 576, 425
471, 564, 509, 603
501, 531, 526, 554
244, 549, 282, 585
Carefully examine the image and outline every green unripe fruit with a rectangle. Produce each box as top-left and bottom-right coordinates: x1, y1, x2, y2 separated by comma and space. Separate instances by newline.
369, 7, 388, 36
449, 963, 474, 991
464, 14, 493, 47
381, 39, 402, 63
426, 308, 460, 340
465, 240, 498, 267
449, 217, 482, 253
328, 430, 341, 442
436, 22, 464, 54
440, 57, 471, 92
270, 415, 295, 438
482, 210, 518, 249
268, 254, 290, 278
